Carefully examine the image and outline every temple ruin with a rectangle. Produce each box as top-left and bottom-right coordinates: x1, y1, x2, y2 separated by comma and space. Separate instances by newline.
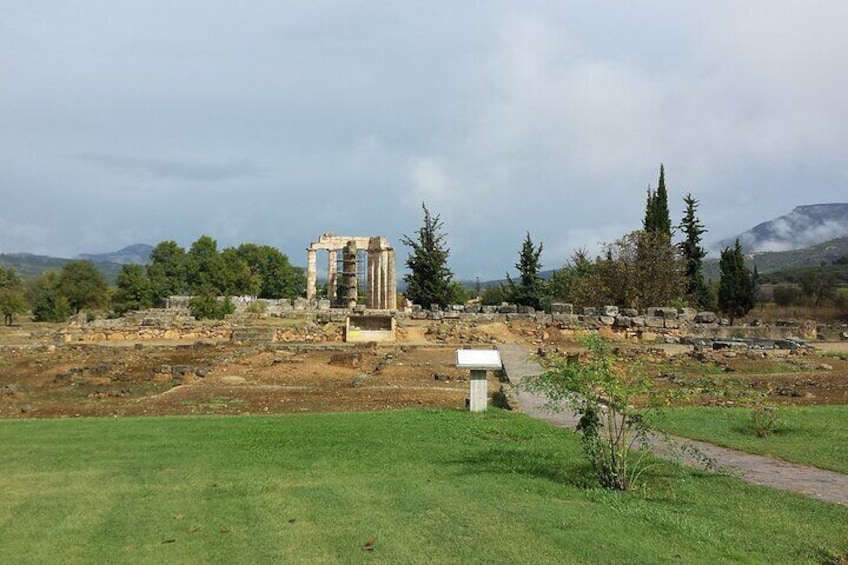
306, 233, 397, 310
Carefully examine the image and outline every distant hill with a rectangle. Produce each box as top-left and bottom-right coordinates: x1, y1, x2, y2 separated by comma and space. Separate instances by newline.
717, 203, 848, 253
79, 243, 153, 265
703, 236, 848, 281
0, 244, 153, 284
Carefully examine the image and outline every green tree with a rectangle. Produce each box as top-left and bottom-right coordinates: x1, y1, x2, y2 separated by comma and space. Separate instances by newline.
185, 235, 228, 294
402, 203, 454, 309
57, 261, 109, 314
220, 247, 259, 296
643, 164, 672, 237
798, 268, 837, 306
0, 266, 27, 325
26, 272, 72, 323
552, 249, 595, 304
147, 240, 188, 304
570, 231, 684, 309
678, 193, 711, 309
718, 239, 756, 324
113, 264, 154, 314
233, 243, 306, 299
506, 232, 545, 309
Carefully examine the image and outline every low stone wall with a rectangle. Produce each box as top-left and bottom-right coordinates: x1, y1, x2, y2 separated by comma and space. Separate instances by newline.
63, 324, 233, 343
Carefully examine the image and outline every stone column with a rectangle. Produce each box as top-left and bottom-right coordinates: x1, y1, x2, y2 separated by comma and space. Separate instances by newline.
306, 248, 317, 300
328, 250, 338, 302
387, 249, 397, 311
379, 249, 389, 309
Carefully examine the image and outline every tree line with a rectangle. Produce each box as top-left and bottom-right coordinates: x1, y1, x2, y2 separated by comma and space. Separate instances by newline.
0, 236, 304, 324
403, 165, 758, 322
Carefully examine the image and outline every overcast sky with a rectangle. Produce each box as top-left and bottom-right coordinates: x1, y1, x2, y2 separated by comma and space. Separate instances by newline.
2, 1, 847, 279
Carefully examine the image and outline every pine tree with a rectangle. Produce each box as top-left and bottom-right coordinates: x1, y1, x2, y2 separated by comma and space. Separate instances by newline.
402, 203, 454, 309
718, 239, 756, 324
678, 193, 710, 309
506, 232, 545, 309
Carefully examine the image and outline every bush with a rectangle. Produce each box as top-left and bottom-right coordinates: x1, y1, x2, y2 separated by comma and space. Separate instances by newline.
188, 289, 235, 320
525, 334, 679, 490
749, 403, 788, 438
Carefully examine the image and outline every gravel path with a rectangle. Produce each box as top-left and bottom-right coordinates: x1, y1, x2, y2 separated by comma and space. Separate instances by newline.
497, 344, 848, 506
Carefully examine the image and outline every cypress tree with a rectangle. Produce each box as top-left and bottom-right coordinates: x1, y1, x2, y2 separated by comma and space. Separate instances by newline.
718, 239, 756, 324
678, 193, 710, 309
643, 164, 672, 237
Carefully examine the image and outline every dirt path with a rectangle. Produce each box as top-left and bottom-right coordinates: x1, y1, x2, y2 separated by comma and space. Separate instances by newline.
497, 344, 848, 506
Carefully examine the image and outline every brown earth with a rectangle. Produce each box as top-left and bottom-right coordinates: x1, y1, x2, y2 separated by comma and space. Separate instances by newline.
1, 318, 847, 419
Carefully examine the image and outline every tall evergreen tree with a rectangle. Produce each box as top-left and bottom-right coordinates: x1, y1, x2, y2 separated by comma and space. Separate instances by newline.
643, 164, 672, 237
506, 232, 545, 309
402, 204, 454, 309
678, 193, 711, 309
718, 239, 756, 324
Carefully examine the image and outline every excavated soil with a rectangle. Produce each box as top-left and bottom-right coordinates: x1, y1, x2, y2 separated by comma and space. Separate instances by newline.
1, 318, 847, 418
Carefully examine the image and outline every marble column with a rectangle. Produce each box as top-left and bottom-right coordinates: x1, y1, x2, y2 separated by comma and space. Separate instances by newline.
306, 248, 317, 300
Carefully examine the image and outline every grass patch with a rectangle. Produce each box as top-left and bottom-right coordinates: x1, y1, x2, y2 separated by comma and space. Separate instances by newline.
0, 410, 846, 564
658, 405, 848, 473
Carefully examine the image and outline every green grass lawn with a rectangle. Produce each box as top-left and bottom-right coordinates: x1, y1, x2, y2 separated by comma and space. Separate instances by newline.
1, 410, 846, 564
657, 405, 848, 474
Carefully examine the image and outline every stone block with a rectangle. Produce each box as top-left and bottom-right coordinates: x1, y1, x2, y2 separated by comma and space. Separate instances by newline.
317, 299, 331, 311
678, 307, 697, 321
518, 305, 535, 315
645, 316, 665, 328
613, 316, 633, 328
621, 308, 639, 317
498, 304, 518, 314
293, 298, 310, 310
481, 305, 498, 314
534, 313, 552, 324
464, 304, 482, 314
694, 311, 718, 324
663, 318, 680, 329
550, 302, 574, 315
603, 305, 619, 317
552, 313, 579, 325
581, 307, 597, 316
650, 307, 678, 319
599, 316, 615, 326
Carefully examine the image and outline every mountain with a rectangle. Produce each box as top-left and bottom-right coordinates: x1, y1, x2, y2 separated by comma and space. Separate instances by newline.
716, 203, 848, 253
78, 243, 153, 265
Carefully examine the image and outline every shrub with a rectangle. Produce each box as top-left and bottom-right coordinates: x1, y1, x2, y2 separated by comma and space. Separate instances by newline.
188, 289, 235, 320
525, 334, 678, 490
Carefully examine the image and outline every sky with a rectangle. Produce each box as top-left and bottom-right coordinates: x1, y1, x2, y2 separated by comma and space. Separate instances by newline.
2, 1, 848, 280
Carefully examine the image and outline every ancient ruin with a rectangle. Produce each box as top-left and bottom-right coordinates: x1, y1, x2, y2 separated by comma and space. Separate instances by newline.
306, 233, 397, 310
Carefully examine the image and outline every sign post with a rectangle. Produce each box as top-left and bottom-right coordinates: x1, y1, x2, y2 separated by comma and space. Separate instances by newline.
455, 349, 503, 412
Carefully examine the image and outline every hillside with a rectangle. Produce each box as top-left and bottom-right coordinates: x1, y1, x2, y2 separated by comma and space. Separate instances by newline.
703, 236, 848, 281
0, 248, 149, 285
78, 243, 152, 265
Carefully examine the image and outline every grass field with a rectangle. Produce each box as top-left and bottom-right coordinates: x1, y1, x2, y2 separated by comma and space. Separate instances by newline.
1, 409, 847, 564
658, 405, 848, 474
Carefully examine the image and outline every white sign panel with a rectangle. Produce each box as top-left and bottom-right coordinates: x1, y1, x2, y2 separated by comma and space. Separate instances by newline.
455, 349, 502, 370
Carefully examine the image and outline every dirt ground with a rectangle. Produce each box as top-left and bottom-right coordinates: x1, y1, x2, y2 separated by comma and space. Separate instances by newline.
1, 318, 847, 418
